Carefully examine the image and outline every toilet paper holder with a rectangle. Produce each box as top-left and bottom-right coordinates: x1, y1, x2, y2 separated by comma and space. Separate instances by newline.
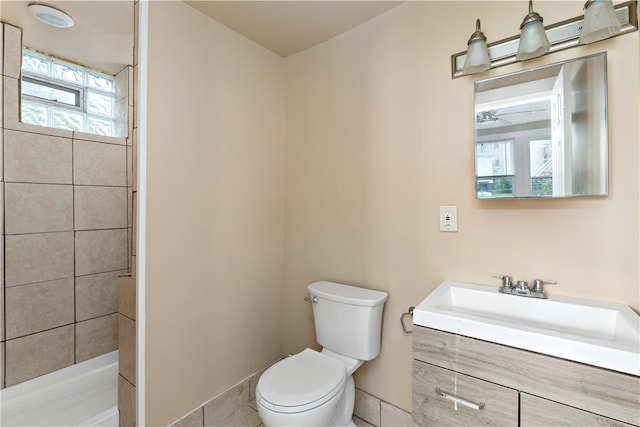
401, 306, 414, 334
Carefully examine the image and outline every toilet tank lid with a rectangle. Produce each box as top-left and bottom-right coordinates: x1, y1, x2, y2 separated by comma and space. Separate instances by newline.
308, 281, 388, 307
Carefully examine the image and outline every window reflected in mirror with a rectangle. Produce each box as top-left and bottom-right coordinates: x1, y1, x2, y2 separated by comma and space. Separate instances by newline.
476, 140, 514, 198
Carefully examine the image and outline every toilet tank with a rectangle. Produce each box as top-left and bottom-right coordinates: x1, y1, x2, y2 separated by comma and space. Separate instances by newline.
308, 281, 388, 361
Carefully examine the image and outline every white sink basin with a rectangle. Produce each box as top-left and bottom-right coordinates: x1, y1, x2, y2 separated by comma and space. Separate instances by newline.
413, 281, 640, 376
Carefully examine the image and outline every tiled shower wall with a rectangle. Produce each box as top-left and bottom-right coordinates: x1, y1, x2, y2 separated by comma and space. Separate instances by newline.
1, 22, 133, 388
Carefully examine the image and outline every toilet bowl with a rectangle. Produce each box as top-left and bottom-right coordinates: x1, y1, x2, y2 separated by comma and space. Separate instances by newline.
256, 281, 388, 427
256, 349, 351, 427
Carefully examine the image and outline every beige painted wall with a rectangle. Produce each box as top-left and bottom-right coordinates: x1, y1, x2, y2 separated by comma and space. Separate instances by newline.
145, 0, 639, 424
145, 2, 286, 425
283, 0, 639, 413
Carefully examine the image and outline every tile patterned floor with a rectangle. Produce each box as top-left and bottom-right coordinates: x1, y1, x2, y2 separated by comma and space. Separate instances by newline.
217, 399, 373, 427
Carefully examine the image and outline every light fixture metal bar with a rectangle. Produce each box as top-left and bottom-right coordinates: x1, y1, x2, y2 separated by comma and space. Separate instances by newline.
451, 0, 638, 78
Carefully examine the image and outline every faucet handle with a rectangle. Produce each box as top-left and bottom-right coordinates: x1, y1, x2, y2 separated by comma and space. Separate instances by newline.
492, 274, 513, 289
532, 279, 556, 293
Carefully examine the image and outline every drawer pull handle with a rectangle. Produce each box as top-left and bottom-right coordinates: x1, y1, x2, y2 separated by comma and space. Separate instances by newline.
435, 387, 486, 411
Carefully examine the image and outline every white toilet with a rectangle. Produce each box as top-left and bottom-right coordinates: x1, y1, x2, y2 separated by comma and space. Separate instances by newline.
256, 281, 388, 427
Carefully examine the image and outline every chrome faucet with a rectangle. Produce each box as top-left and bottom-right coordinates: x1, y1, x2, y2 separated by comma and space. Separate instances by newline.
492, 274, 513, 293
492, 275, 556, 299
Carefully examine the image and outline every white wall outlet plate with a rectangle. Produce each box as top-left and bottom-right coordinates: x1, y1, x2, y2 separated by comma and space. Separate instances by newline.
439, 205, 458, 232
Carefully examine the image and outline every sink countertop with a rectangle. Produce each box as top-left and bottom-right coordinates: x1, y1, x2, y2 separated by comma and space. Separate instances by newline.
413, 281, 640, 376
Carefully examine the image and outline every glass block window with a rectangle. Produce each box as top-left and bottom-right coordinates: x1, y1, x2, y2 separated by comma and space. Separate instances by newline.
21, 49, 118, 136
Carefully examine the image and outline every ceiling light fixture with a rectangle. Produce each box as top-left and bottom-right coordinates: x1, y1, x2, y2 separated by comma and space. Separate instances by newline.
462, 19, 491, 75
579, 0, 622, 44
28, 4, 74, 28
516, 0, 550, 61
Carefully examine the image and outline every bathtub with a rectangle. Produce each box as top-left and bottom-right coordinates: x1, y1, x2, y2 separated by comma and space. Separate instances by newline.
1, 351, 119, 426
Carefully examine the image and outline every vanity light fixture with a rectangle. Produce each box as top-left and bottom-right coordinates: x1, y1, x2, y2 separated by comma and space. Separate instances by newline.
579, 0, 622, 44
28, 4, 74, 28
451, 0, 638, 78
515, 0, 550, 61
462, 19, 491, 75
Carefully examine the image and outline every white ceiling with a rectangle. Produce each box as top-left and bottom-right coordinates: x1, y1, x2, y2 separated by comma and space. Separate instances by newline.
0, 1, 134, 75
0, 1, 403, 75
185, 1, 405, 57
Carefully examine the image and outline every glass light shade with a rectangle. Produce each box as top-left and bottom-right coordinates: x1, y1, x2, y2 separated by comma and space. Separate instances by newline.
516, 19, 551, 61
462, 19, 491, 75
463, 39, 491, 75
579, 0, 622, 44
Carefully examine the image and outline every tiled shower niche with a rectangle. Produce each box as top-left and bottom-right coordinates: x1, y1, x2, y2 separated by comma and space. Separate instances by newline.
1, 22, 134, 388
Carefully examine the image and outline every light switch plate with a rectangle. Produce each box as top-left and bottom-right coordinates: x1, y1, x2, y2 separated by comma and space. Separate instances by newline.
439, 205, 458, 232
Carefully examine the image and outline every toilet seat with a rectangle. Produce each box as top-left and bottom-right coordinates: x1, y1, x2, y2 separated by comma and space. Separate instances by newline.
257, 349, 347, 414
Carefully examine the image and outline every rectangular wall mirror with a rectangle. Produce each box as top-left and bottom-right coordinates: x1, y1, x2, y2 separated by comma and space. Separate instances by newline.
474, 52, 608, 199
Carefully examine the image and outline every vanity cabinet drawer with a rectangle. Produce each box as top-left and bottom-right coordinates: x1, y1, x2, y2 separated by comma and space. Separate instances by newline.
413, 326, 640, 425
413, 360, 518, 426
520, 393, 636, 427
